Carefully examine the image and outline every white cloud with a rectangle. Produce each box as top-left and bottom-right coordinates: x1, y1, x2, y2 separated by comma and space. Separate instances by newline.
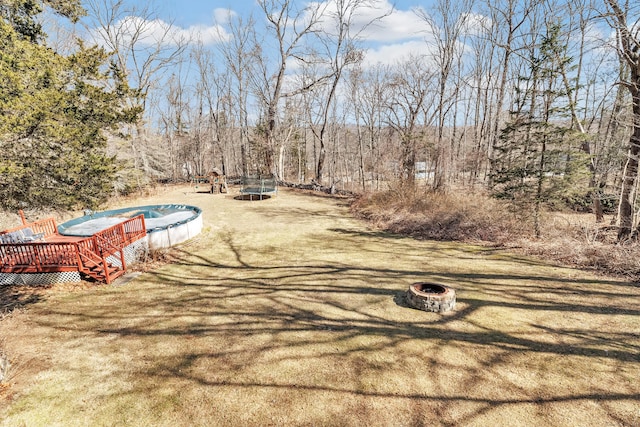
362, 40, 435, 67
304, 0, 425, 42
360, 4, 426, 42
359, 9, 498, 68
460, 12, 491, 37
89, 16, 231, 48
213, 8, 237, 25
294, 1, 430, 68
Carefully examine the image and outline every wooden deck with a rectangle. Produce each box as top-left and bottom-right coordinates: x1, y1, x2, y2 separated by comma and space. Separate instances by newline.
1, 215, 147, 284
45, 234, 86, 243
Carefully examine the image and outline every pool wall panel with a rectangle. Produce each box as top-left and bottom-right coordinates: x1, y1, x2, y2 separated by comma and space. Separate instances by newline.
148, 213, 203, 249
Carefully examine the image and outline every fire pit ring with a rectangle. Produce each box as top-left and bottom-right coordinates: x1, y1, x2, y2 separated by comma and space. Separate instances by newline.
405, 282, 456, 313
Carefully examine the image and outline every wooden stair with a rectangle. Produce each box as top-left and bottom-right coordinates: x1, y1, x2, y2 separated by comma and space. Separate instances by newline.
77, 246, 125, 284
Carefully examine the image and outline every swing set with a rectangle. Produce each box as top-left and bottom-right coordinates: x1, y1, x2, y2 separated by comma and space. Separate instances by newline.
191, 170, 228, 194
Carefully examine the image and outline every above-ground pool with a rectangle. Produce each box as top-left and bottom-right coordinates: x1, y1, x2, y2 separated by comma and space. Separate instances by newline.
59, 204, 203, 249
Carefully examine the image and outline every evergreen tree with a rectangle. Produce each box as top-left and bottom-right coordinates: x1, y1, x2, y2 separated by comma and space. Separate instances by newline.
0, 0, 84, 42
0, 3, 138, 210
491, 23, 590, 237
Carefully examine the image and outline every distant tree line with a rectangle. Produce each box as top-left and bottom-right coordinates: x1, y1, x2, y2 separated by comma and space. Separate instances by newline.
2, 0, 640, 241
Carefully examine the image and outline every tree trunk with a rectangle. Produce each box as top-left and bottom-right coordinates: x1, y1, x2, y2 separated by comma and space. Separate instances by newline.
604, 0, 640, 241
316, 142, 327, 184
618, 100, 640, 240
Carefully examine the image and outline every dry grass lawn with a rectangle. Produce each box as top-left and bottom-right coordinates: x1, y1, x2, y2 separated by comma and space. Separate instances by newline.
1, 185, 639, 426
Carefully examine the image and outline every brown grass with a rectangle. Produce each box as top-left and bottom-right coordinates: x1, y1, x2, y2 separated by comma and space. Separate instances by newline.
352, 185, 640, 281
351, 186, 521, 244
0, 185, 639, 426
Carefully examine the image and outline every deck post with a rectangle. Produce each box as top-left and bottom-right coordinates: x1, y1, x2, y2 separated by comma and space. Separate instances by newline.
119, 248, 126, 272
118, 222, 126, 245
74, 242, 83, 271
33, 245, 42, 272
102, 256, 111, 284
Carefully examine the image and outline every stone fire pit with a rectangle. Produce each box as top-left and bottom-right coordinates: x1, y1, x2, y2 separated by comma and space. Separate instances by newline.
405, 282, 456, 313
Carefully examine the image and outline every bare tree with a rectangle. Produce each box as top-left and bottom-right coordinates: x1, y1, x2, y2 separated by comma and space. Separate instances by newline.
417, 0, 473, 190
311, 0, 390, 185
252, 0, 326, 178
481, 0, 541, 188
217, 12, 259, 178
191, 41, 223, 176
84, 0, 188, 188
385, 56, 437, 186
347, 64, 391, 191
603, 0, 640, 240
159, 70, 189, 181
546, 0, 621, 223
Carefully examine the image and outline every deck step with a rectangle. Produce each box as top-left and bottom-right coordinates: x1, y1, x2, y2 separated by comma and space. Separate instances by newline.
78, 250, 124, 284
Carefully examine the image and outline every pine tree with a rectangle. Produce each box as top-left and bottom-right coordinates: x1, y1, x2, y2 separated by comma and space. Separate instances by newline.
0, 3, 138, 210
0, 0, 84, 42
491, 23, 590, 237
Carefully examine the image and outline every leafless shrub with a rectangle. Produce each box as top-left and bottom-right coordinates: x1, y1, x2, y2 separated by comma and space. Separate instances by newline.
0, 209, 79, 231
129, 247, 181, 273
0, 211, 21, 231
518, 237, 640, 280
351, 185, 522, 243
352, 185, 640, 281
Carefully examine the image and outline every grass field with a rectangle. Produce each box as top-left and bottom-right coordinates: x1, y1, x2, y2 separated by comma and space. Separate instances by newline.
1, 185, 639, 426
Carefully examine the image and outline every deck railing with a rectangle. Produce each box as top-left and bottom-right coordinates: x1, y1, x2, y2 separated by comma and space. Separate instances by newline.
1, 241, 86, 273
0, 217, 58, 239
75, 238, 115, 283
1, 215, 147, 282
93, 215, 146, 256
29, 217, 58, 237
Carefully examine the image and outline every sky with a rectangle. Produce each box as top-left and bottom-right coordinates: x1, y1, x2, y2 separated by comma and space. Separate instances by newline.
115, 0, 434, 67
159, 0, 421, 28
76, 1, 621, 129
73, 0, 443, 126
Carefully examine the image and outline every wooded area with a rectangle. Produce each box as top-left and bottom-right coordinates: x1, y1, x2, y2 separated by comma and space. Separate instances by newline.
1, 0, 640, 241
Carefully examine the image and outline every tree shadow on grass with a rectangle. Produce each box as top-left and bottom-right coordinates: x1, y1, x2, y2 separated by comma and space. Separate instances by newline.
138, 239, 640, 363
17, 216, 640, 426
42, 237, 640, 363
0, 284, 45, 315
